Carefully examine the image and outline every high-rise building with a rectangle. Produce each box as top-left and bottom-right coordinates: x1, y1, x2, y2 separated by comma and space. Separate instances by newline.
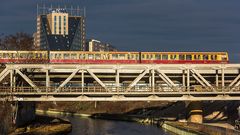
86, 39, 117, 52
35, 5, 86, 51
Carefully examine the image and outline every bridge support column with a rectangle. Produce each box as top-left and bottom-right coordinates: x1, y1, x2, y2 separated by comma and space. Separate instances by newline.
13, 102, 36, 127
187, 101, 203, 123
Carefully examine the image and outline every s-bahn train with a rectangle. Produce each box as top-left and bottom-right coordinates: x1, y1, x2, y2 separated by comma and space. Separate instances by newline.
0, 50, 229, 64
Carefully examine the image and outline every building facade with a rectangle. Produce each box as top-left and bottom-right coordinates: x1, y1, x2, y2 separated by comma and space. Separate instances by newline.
35, 5, 86, 51
86, 39, 117, 52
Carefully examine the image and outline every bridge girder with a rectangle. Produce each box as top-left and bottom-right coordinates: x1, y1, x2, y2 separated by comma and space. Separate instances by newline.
0, 63, 240, 101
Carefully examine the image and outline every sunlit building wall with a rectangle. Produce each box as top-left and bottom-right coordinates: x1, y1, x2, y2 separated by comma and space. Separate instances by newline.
34, 5, 86, 51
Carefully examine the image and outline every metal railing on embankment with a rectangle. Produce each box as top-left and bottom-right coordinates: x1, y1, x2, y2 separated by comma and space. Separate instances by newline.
161, 122, 240, 135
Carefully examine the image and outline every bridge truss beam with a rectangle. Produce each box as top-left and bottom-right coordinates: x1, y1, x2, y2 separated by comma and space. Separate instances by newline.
0, 64, 239, 101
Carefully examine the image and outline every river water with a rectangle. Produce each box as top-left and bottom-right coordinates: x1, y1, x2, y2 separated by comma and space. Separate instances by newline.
65, 116, 172, 135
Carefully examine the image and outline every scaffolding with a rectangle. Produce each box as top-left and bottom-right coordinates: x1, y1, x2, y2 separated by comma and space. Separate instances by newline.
37, 4, 86, 17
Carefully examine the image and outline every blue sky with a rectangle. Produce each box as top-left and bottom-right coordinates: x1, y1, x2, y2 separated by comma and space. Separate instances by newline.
0, 0, 240, 62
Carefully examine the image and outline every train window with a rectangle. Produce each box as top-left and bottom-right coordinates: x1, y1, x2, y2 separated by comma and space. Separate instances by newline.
8, 53, 12, 58
58, 54, 62, 59
128, 54, 131, 60
83, 54, 87, 59
71, 54, 77, 59
179, 55, 184, 60
186, 55, 192, 60
7, 53, 11, 58
149, 55, 153, 60
52, 54, 56, 59
136, 54, 139, 60
5, 53, 13, 58
54, 54, 58, 59
38, 53, 42, 58
42, 54, 46, 59
102, 54, 108, 60
57, 54, 62, 59
211, 55, 217, 60
194, 55, 201, 60
19, 53, 23, 58
146, 54, 152, 59
112, 54, 118, 60
162, 54, 168, 60
119, 54, 125, 59
13, 53, 16, 58
222, 55, 227, 61
64, 54, 70, 59
95, 54, 101, 60
33, 53, 36, 59
14, 53, 18, 58
127, 54, 131, 59
88, 54, 94, 59
79, 54, 83, 59
23, 53, 27, 58
155, 54, 161, 60
131, 54, 135, 60
203, 55, 208, 60
0, 53, 2, 58
141, 54, 145, 59
170, 55, 177, 60
3, 53, 7, 58
30, 53, 34, 59
50, 54, 54, 59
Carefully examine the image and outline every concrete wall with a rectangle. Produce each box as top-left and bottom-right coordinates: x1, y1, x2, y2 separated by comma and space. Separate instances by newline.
187, 101, 203, 123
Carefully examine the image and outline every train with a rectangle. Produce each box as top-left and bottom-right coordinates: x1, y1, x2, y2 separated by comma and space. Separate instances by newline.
0, 50, 229, 64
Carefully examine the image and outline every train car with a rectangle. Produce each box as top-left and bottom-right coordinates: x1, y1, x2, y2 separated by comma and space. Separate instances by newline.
0, 50, 48, 63
140, 52, 229, 64
49, 51, 140, 64
0, 50, 229, 64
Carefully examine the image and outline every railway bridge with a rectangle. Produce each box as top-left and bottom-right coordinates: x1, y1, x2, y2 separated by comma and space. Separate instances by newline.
1, 63, 240, 125
0, 63, 240, 101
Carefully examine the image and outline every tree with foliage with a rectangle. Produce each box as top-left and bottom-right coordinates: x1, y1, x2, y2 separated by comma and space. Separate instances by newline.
0, 32, 34, 50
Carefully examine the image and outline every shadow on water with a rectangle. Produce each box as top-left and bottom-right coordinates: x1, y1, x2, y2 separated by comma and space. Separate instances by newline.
66, 116, 171, 135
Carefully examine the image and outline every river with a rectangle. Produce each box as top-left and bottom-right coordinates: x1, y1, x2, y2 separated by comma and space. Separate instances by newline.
65, 116, 172, 135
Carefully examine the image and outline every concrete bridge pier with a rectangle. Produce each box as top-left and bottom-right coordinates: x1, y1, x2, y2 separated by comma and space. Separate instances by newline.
13, 102, 36, 127
186, 101, 203, 123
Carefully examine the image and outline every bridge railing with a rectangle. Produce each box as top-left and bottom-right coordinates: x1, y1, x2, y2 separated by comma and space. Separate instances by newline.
0, 85, 240, 94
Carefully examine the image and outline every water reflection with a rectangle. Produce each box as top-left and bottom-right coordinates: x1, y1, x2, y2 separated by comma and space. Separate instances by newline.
67, 116, 171, 135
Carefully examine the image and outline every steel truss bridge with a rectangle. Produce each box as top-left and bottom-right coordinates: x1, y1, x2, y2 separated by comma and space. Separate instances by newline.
0, 64, 240, 101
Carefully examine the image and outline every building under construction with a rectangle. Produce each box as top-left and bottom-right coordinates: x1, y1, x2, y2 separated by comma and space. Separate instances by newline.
34, 5, 86, 51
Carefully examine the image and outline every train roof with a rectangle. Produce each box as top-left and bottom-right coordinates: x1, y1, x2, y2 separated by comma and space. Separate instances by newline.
140, 52, 228, 54
0, 50, 228, 54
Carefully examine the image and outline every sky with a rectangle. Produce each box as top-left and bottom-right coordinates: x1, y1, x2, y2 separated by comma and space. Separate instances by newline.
0, 0, 240, 62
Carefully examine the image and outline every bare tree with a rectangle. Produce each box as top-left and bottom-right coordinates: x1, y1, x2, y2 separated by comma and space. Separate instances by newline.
2, 32, 34, 50
0, 33, 6, 50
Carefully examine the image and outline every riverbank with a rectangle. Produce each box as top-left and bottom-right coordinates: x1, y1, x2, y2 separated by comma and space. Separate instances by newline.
9, 115, 72, 135
92, 113, 240, 135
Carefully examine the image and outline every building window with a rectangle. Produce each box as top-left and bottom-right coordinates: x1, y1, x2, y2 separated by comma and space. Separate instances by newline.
59, 16, 62, 34
54, 16, 57, 34
64, 27, 66, 35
